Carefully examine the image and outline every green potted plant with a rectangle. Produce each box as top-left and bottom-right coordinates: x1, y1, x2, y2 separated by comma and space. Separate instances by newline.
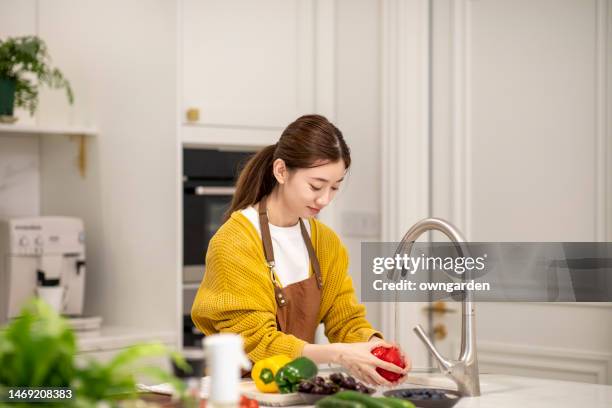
0, 35, 74, 122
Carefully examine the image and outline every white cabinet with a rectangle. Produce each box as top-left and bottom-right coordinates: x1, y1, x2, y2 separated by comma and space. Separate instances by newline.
429, 0, 612, 384
381, 0, 612, 384
180, 0, 335, 146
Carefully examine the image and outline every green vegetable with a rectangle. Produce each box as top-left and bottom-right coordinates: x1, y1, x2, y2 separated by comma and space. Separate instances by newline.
0, 298, 189, 407
274, 356, 318, 394
333, 391, 389, 408
74, 342, 189, 403
316, 395, 366, 408
315, 391, 417, 408
0, 299, 76, 389
377, 397, 416, 408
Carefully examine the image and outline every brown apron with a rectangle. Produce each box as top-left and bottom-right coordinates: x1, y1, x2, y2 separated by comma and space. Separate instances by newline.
258, 195, 323, 343
242, 197, 323, 377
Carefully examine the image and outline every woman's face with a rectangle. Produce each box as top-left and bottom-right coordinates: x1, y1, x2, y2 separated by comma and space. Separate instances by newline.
274, 159, 346, 219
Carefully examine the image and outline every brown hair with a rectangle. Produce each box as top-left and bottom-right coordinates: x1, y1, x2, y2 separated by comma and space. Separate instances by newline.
225, 114, 351, 220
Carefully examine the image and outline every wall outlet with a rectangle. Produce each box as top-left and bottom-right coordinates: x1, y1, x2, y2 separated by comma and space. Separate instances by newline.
341, 211, 380, 237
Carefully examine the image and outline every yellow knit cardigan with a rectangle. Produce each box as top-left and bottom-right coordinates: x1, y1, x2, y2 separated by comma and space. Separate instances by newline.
191, 211, 382, 362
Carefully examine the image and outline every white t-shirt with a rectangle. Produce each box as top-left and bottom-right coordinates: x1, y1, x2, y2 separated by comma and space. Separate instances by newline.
241, 206, 311, 287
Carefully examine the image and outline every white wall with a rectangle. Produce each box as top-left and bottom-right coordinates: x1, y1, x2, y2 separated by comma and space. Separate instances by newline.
39, 0, 179, 333
0, 0, 39, 218
334, 0, 383, 330
0, 0, 179, 336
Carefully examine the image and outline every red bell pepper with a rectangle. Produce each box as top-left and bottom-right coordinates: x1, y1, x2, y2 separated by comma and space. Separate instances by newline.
371, 346, 406, 382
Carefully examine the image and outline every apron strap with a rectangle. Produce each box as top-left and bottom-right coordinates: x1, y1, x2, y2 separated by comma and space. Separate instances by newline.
299, 219, 322, 289
258, 196, 287, 306
258, 196, 275, 266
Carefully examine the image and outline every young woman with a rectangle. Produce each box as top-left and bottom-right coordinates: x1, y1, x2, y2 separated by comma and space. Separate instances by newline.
191, 114, 410, 386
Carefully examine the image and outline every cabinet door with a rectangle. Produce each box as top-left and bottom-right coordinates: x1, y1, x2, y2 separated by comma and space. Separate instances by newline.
182, 0, 315, 131
430, 0, 612, 384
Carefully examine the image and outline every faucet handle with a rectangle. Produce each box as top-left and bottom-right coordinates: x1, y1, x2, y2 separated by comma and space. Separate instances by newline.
414, 325, 452, 373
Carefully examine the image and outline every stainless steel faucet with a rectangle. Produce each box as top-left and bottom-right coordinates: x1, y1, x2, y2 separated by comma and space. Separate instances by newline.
391, 218, 481, 397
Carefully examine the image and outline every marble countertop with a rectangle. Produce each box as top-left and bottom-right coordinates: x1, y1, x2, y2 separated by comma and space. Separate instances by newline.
381, 372, 612, 408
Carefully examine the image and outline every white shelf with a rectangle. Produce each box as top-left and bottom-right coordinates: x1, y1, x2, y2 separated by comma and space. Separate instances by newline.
0, 123, 98, 136
0, 123, 99, 177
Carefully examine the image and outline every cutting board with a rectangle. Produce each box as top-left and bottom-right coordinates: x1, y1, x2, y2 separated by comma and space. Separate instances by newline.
139, 378, 307, 407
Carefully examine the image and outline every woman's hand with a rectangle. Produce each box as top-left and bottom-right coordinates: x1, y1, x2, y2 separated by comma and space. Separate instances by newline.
331, 340, 411, 387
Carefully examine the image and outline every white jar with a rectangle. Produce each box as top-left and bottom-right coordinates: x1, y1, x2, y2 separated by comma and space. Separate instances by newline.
204, 333, 251, 408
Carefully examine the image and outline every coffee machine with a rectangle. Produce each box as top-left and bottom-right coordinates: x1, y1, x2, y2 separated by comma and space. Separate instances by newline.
0, 216, 88, 324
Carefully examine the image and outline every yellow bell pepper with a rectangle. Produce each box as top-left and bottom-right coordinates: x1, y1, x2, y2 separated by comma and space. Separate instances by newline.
251, 355, 292, 393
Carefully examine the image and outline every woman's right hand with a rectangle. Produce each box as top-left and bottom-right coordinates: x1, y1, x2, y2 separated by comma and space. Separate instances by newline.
331, 341, 410, 386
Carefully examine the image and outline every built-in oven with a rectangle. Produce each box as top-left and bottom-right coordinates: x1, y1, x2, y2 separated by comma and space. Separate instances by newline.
182, 148, 252, 348
183, 148, 252, 282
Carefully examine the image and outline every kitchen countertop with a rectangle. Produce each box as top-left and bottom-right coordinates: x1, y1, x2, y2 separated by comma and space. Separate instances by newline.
143, 371, 612, 407
394, 372, 612, 407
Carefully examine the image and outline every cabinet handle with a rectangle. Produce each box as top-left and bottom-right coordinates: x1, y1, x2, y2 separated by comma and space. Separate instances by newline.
186, 108, 200, 123
433, 323, 448, 340
421, 301, 456, 315
194, 186, 236, 196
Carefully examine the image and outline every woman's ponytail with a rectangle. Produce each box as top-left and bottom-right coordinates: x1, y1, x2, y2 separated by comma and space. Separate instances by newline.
224, 144, 277, 221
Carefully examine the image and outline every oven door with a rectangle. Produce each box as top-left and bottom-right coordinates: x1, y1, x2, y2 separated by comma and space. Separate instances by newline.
183, 185, 235, 282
